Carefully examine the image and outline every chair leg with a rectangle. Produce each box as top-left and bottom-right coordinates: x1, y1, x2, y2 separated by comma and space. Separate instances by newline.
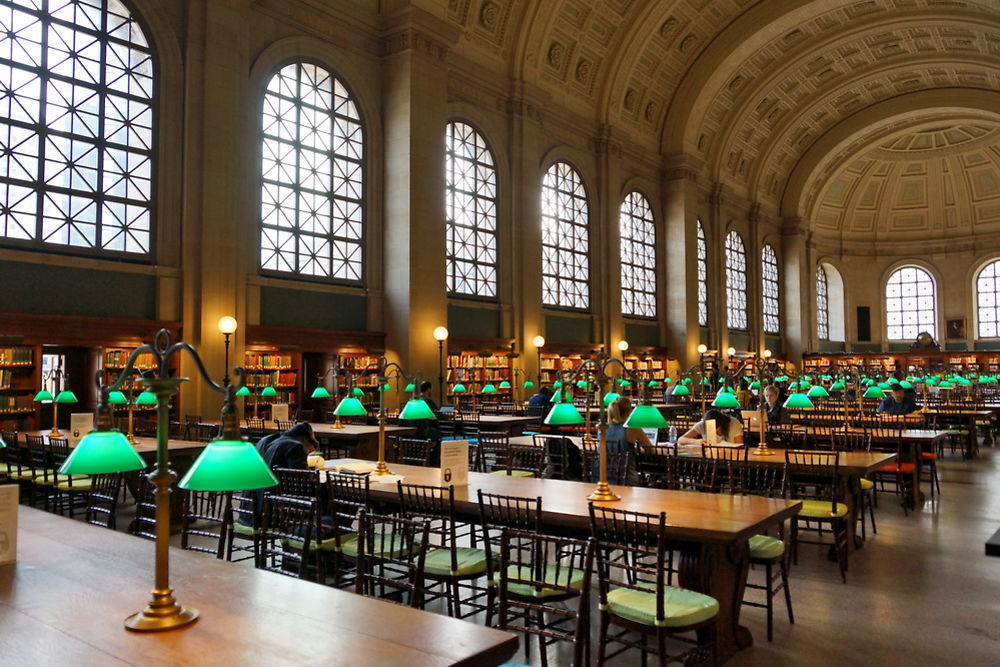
597, 611, 610, 667
868, 490, 877, 535
765, 561, 774, 642
780, 556, 794, 625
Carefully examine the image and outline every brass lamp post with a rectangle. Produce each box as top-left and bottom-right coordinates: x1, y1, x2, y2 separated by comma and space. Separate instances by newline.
311, 358, 345, 428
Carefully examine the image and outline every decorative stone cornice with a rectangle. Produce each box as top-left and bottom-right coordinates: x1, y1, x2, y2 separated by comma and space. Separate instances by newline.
379, 5, 461, 60
661, 153, 704, 183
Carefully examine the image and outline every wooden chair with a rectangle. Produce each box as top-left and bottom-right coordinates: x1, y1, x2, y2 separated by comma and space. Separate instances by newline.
225, 491, 261, 564
730, 461, 793, 641
397, 482, 488, 619
258, 494, 319, 580
476, 431, 510, 473
0, 430, 22, 487
321, 471, 371, 588
393, 437, 434, 467
128, 476, 157, 541
636, 444, 674, 488
702, 444, 748, 492
354, 510, 429, 608
245, 418, 267, 441
665, 454, 718, 492
189, 422, 218, 442
85, 473, 123, 529
534, 434, 583, 481
832, 429, 877, 540
181, 489, 228, 558
588, 505, 719, 665
785, 450, 849, 583
23, 434, 55, 509
294, 409, 314, 422
273, 467, 322, 500
184, 414, 202, 424
46, 436, 88, 518
508, 444, 545, 478
498, 529, 594, 667
477, 490, 543, 625
274, 419, 296, 432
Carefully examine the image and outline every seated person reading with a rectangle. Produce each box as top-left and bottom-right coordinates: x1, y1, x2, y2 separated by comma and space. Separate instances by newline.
677, 409, 744, 446
877, 383, 917, 416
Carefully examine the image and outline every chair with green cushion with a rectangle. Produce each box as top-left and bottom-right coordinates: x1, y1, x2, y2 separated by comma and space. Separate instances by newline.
498, 529, 593, 667
785, 450, 850, 583
508, 444, 545, 478
731, 460, 793, 641
320, 471, 371, 588
128, 476, 157, 541
589, 505, 719, 665
1, 431, 28, 492
354, 510, 430, 608
258, 494, 320, 580
398, 482, 488, 619
478, 490, 543, 626
23, 434, 56, 510
832, 429, 877, 540
84, 473, 123, 530
666, 454, 719, 493
48, 437, 92, 518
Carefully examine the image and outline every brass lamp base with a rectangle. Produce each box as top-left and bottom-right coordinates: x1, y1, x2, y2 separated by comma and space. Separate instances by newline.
371, 460, 393, 476
50, 427, 63, 437
752, 445, 775, 456
124, 589, 198, 632
332, 416, 344, 429
126, 433, 138, 446
587, 482, 621, 502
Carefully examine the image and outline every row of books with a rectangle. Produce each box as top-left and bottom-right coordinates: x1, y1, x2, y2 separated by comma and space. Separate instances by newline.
103, 349, 157, 369
0, 369, 19, 389
624, 359, 665, 371
341, 355, 382, 370
245, 371, 297, 387
244, 352, 294, 369
446, 354, 510, 369
0, 346, 32, 366
0, 395, 33, 412
447, 369, 509, 381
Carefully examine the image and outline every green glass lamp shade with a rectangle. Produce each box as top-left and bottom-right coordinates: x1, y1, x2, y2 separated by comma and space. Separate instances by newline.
333, 397, 367, 417
261, 386, 278, 398
876, 382, 890, 390
544, 401, 584, 426
672, 384, 691, 396
179, 439, 278, 491
957, 377, 972, 386
712, 392, 742, 409
663, 377, 674, 384
552, 381, 562, 389
33, 389, 53, 402
862, 378, 875, 386
0, 435, 5, 449
499, 380, 511, 389
602, 391, 621, 406
716, 386, 734, 395
58, 431, 146, 475
863, 386, 886, 398
399, 399, 436, 420
618, 379, 631, 388
135, 390, 157, 406
107, 391, 128, 405
807, 385, 830, 398
311, 386, 332, 399
624, 404, 668, 429
54, 390, 78, 403
830, 380, 846, 391
404, 383, 416, 393
481, 383, 498, 394
925, 378, 938, 386
899, 381, 913, 389
783, 393, 815, 409
937, 381, 953, 389
523, 381, 535, 389
797, 381, 812, 391
648, 380, 660, 388
681, 377, 692, 385
549, 390, 571, 403
576, 380, 589, 389
748, 380, 761, 390
700, 377, 711, 385
379, 383, 392, 391
452, 383, 467, 393
801, 375, 812, 382
351, 387, 364, 398
235, 386, 251, 397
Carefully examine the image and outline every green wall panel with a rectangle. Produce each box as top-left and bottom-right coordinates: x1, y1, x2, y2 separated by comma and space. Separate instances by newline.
448, 304, 500, 339
974, 340, 1000, 351
624, 322, 658, 347
0, 261, 154, 319
729, 331, 751, 350
945, 342, 969, 351
546, 314, 591, 344
765, 336, 783, 354
819, 341, 846, 353
851, 343, 881, 353
260, 287, 366, 330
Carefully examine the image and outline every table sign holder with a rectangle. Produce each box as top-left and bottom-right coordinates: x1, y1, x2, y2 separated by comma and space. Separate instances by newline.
439, 439, 469, 486
0, 484, 17, 565
272, 403, 290, 422
69, 413, 94, 446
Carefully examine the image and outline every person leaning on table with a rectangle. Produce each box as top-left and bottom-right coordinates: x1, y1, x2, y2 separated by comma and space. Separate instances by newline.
677, 409, 745, 445
876, 383, 918, 416
241, 422, 320, 526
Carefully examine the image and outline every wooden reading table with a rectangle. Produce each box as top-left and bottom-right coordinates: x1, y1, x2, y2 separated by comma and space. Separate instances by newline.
243, 421, 417, 461
1, 507, 518, 666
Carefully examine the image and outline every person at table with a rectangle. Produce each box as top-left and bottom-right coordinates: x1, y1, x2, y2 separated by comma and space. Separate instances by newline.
663, 382, 683, 405
605, 396, 653, 485
241, 422, 321, 526
763, 384, 791, 424
526, 385, 553, 417
677, 409, 744, 446
877, 383, 918, 416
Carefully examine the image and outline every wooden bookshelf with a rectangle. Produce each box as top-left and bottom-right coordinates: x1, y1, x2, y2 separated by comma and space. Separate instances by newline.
0, 345, 37, 419
801, 350, 1000, 375
446, 351, 512, 398
244, 347, 300, 415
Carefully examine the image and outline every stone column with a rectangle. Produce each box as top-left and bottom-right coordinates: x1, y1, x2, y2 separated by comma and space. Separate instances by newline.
662, 157, 703, 369
782, 218, 812, 366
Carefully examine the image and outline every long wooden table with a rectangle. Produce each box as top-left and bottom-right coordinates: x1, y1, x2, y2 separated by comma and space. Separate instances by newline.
242, 421, 417, 460
472, 415, 540, 436
20, 430, 206, 458
1, 507, 518, 666
336, 460, 800, 663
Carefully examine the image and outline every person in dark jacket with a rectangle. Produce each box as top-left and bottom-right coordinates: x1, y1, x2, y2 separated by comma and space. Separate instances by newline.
877, 384, 918, 415
763, 385, 791, 424
526, 385, 553, 417
241, 422, 320, 525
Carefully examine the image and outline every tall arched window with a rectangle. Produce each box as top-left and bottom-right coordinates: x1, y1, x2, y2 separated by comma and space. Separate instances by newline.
761, 244, 779, 334
620, 191, 656, 318
260, 62, 364, 282
976, 259, 1000, 338
0, 0, 155, 256
816, 266, 830, 340
725, 230, 747, 330
886, 265, 936, 340
696, 220, 707, 326
541, 162, 589, 310
445, 121, 497, 298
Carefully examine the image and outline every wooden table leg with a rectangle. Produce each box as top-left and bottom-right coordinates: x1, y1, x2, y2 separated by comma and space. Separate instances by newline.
679, 539, 751, 663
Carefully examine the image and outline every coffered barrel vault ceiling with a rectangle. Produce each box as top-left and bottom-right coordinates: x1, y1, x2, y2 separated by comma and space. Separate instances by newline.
442, 0, 1000, 245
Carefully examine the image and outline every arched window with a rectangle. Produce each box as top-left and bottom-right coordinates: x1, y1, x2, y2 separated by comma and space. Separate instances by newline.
0, 0, 155, 256
976, 259, 1000, 338
725, 230, 747, 330
816, 266, 829, 340
696, 220, 707, 326
619, 191, 656, 318
886, 265, 936, 340
541, 162, 589, 310
446, 121, 497, 298
761, 245, 779, 334
260, 62, 364, 282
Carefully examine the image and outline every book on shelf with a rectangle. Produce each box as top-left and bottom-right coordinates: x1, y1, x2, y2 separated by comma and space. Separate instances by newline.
244, 352, 294, 369
0, 394, 33, 413
245, 370, 297, 387
0, 346, 32, 366
103, 349, 156, 369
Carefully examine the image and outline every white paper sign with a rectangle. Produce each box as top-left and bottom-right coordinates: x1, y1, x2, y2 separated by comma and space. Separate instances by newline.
0, 484, 18, 565
439, 439, 470, 487
272, 403, 290, 422
705, 418, 718, 445
642, 428, 659, 445
69, 413, 94, 446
